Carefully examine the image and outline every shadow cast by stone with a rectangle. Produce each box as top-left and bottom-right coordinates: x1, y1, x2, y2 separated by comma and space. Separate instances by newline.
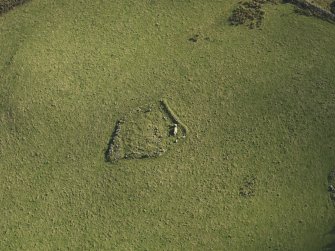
324, 226, 335, 250
104, 120, 123, 162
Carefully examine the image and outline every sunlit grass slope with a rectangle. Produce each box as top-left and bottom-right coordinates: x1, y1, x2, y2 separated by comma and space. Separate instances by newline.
0, 0, 335, 250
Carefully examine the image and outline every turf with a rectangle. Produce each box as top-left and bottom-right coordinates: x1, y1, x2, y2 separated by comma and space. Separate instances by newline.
0, 0, 335, 250
307, 0, 333, 10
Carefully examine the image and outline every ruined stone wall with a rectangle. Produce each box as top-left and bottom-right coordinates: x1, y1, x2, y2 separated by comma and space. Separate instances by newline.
285, 0, 335, 22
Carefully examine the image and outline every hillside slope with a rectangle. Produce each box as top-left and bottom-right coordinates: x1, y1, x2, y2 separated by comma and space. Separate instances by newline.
0, 0, 335, 250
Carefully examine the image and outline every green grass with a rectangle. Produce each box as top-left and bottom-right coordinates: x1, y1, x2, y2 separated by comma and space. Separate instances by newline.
307, 0, 333, 10
106, 100, 186, 162
0, 0, 335, 250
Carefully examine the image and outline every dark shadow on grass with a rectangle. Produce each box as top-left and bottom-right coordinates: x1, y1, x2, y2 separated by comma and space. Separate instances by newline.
324, 241, 335, 250
324, 226, 335, 251
0, 0, 30, 15
104, 120, 122, 163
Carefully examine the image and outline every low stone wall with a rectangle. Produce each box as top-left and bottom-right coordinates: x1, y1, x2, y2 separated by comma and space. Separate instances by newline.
105, 120, 124, 162
160, 99, 188, 136
285, 0, 335, 22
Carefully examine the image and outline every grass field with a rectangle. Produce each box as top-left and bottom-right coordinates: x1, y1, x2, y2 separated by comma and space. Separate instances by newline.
0, 0, 335, 250
307, 0, 333, 10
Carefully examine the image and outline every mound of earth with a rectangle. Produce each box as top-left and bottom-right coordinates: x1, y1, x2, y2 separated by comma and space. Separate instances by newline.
105, 99, 187, 163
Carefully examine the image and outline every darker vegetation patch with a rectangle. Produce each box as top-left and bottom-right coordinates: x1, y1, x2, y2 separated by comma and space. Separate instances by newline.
327, 169, 335, 205
229, 0, 279, 29
105, 120, 124, 162
187, 34, 212, 43
285, 0, 335, 22
330, 0, 335, 14
0, 0, 29, 15
188, 34, 199, 43
293, 5, 313, 16
229, 1, 265, 28
324, 226, 335, 250
230, 0, 335, 28
239, 176, 257, 198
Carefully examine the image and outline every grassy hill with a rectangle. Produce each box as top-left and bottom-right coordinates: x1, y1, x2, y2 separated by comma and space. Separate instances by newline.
308, 0, 333, 10
0, 0, 335, 250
